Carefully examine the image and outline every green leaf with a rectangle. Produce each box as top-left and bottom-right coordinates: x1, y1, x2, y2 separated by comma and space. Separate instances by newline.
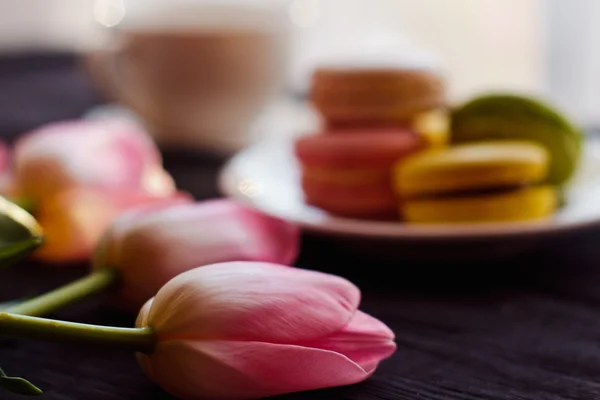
0, 237, 43, 268
0, 197, 43, 269
0, 367, 42, 396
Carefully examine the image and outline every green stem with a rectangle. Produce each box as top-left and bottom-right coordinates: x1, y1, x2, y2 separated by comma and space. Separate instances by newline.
6, 269, 119, 317
0, 313, 156, 353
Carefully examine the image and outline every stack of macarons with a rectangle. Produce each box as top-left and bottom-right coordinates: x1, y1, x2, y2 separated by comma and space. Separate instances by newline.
295, 65, 449, 219
295, 130, 423, 219
295, 66, 582, 224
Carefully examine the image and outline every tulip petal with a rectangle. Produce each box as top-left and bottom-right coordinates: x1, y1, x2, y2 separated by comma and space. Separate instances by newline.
34, 189, 120, 263
140, 165, 177, 197
146, 262, 361, 344
236, 204, 300, 266
141, 339, 373, 400
136, 299, 154, 328
299, 311, 396, 372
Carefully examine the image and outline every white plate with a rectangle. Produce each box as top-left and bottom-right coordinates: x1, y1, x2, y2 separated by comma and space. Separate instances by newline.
219, 138, 600, 259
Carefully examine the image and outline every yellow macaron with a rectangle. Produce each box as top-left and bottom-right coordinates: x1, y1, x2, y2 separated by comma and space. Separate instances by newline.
395, 141, 549, 197
393, 141, 557, 223
402, 186, 557, 224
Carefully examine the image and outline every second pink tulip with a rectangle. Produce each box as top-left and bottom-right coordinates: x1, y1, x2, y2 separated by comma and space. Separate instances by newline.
93, 200, 301, 310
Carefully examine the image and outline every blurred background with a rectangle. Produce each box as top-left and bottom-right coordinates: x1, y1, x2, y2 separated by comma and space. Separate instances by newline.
0, 0, 596, 149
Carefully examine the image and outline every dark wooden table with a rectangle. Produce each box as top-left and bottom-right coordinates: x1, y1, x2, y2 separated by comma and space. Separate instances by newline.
1, 53, 600, 400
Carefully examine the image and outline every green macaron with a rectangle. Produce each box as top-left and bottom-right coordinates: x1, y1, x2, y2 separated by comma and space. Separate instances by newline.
451, 94, 583, 186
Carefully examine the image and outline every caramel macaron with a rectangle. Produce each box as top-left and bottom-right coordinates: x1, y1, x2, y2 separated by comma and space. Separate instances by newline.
310, 67, 446, 127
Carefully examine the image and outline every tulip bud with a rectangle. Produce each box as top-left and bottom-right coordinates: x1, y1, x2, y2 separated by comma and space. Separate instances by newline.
14, 120, 174, 200
35, 188, 192, 263
94, 200, 300, 310
136, 262, 396, 400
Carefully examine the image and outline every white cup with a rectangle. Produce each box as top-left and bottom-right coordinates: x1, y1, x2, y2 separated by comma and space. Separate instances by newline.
86, 0, 290, 153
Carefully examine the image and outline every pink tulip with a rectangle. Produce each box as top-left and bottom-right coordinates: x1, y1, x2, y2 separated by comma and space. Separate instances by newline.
94, 200, 300, 310
35, 188, 192, 263
135, 262, 396, 400
13, 119, 175, 200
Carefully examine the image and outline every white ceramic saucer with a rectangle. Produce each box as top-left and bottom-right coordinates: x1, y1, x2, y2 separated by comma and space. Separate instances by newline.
219, 138, 600, 260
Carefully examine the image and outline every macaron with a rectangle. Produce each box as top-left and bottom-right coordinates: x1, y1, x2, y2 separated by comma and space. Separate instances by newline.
323, 108, 450, 148
296, 130, 424, 219
403, 186, 557, 224
301, 177, 397, 220
310, 67, 446, 127
393, 141, 558, 223
451, 94, 582, 186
